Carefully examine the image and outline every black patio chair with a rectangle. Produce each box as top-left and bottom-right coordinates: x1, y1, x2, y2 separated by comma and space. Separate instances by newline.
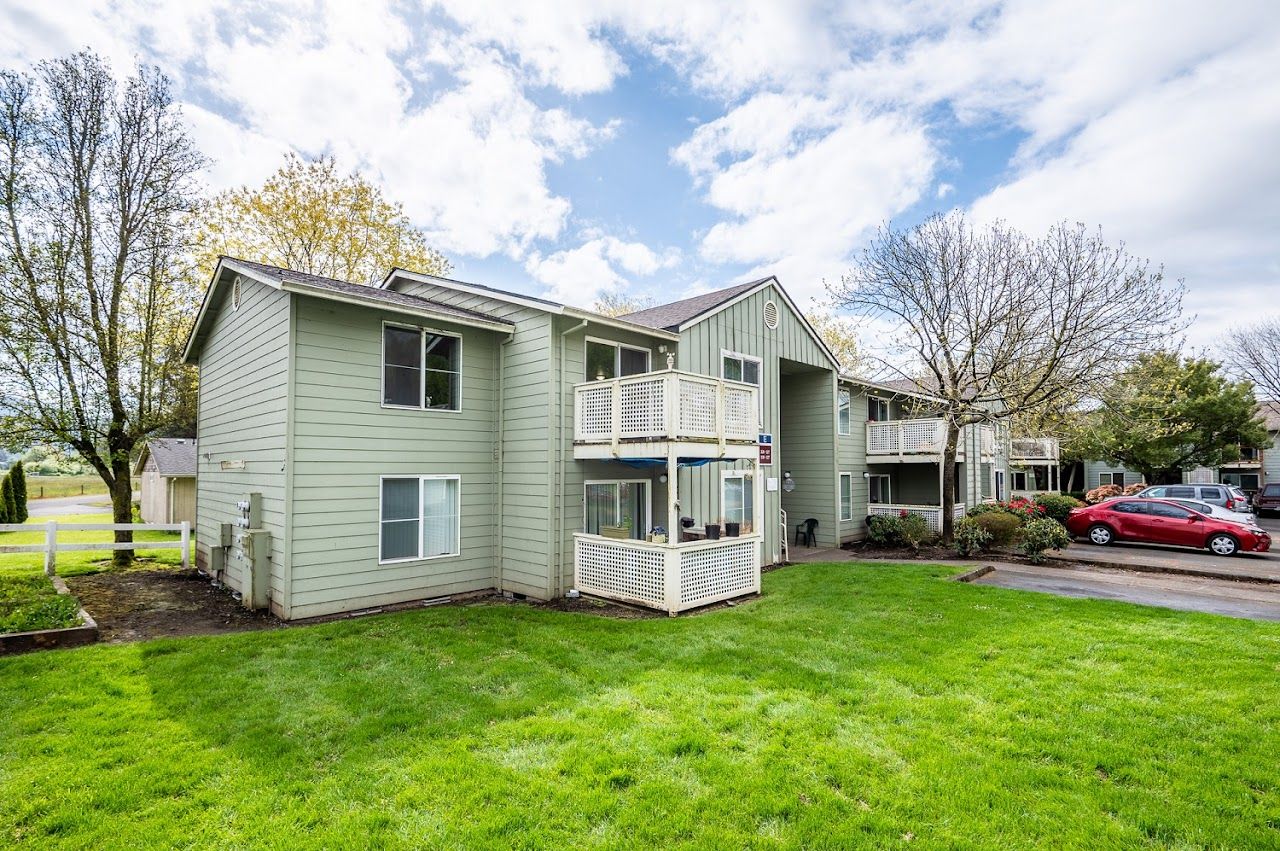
794, 517, 818, 547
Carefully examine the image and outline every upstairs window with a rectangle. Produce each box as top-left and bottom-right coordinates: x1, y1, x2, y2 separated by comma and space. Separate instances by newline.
868, 397, 890, 422
837, 389, 851, 435
722, 350, 763, 425
383, 324, 460, 411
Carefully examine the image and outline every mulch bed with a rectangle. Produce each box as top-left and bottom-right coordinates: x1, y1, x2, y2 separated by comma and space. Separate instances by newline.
66, 568, 282, 643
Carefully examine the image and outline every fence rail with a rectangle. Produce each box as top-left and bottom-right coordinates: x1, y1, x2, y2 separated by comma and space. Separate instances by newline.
0, 521, 190, 575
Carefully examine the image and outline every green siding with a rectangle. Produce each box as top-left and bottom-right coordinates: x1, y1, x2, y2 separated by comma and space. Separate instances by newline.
779, 370, 838, 548
838, 384, 870, 543
286, 297, 503, 619
677, 283, 837, 563
193, 270, 291, 614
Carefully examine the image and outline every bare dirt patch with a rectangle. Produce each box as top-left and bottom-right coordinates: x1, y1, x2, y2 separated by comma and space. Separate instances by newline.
66, 568, 282, 643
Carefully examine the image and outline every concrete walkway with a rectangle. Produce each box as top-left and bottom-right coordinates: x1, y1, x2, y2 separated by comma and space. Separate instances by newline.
972, 562, 1280, 622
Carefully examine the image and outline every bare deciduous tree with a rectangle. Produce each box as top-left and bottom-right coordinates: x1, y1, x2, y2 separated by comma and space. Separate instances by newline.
830, 212, 1184, 540
592, 291, 654, 317
0, 52, 204, 563
1222, 319, 1280, 402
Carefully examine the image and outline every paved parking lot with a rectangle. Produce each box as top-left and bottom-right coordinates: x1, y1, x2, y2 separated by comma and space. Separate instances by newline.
973, 562, 1280, 621
1064, 512, 1280, 581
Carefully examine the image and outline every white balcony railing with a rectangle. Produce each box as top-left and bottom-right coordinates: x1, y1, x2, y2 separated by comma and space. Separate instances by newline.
1010, 436, 1060, 461
574, 369, 758, 449
573, 532, 762, 615
866, 419, 995, 460
867, 503, 967, 533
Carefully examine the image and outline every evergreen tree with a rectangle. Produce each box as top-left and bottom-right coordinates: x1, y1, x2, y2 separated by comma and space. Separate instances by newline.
0, 474, 14, 524
9, 463, 27, 523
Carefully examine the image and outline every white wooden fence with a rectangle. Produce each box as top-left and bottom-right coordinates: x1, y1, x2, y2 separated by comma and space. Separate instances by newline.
0, 521, 190, 575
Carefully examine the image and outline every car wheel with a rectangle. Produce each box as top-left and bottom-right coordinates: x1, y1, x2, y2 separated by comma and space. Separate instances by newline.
1087, 524, 1114, 546
1208, 534, 1239, 556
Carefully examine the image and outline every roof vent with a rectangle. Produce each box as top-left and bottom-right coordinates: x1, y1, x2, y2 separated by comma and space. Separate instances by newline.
232, 275, 242, 310
763, 299, 779, 329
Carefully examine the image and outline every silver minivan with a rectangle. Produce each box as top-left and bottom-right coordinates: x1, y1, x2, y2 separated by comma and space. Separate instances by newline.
1137, 484, 1252, 514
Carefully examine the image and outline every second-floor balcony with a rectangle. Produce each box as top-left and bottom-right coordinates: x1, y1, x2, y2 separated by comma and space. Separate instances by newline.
574, 369, 759, 460
866, 418, 994, 463
1010, 437, 1060, 462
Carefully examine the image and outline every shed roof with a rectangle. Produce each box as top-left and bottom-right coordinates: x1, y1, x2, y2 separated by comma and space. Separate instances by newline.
136, 438, 197, 476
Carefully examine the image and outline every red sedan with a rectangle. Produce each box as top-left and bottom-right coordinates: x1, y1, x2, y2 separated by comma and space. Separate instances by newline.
1065, 498, 1271, 556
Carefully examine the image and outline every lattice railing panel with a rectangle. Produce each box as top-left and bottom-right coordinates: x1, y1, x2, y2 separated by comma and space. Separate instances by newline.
575, 537, 666, 608
867, 503, 965, 533
677, 378, 717, 438
1010, 437, 1059, 460
900, 419, 944, 452
618, 377, 666, 438
723, 385, 757, 440
577, 384, 614, 441
978, 425, 995, 456
867, 422, 900, 453
679, 538, 759, 607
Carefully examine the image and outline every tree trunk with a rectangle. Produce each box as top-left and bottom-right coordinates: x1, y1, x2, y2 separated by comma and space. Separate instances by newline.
1064, 464, 1077, 494
941, 419, 962, 543
110, 458, 134, 567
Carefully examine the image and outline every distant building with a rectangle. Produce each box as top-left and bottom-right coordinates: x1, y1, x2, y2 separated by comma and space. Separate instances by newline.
134, 438, 197, 525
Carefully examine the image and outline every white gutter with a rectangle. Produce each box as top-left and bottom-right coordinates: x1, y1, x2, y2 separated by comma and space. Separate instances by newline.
556, 319, 589, 596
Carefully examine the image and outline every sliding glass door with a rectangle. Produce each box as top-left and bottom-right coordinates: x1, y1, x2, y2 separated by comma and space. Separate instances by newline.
584, 480, 650, 539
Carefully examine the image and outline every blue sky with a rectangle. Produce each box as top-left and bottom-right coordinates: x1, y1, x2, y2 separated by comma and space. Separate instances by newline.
2, 0, 1277, 346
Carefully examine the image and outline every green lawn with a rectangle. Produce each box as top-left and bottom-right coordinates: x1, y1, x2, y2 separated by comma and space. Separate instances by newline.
24, 475, 137, 501
1, 563, 1277, 848
0, 513, 189, 633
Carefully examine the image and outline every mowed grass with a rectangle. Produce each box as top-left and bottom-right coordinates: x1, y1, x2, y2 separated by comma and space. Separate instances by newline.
1, 563, 1278, 848
0, 513, 190, 633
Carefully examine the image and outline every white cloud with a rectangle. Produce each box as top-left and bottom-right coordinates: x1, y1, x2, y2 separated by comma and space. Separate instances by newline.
526, 236, 679, 305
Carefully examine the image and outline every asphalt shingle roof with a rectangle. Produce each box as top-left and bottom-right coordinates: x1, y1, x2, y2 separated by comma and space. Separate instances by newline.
145, 438, 197, 476
227, 257, 512, 328
618, 278, 771, 331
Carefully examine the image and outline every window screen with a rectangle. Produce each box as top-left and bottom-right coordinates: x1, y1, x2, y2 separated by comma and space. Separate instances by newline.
837, 390, 850, 435
839, 473, 853, 520
383, 327, 423, 407
380, 478, 421, 560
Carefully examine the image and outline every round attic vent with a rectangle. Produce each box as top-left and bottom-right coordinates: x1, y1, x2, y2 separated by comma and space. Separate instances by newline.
763, 299, 779, 329
232, 275, 242, 310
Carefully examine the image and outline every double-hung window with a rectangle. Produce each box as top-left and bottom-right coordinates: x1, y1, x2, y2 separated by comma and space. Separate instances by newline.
839, 473, 853, 521
382, 324, 461, 411
586, 339, 650, 381
722, 350, 763, 425
379, 475, 461, 562
837, 389, 851, 435
722, 470, 755, 532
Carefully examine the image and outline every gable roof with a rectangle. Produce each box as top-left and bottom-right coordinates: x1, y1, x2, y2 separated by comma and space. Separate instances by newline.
1260, 400, 1280, 431
617, 279, 769, 331
183, 258, 516, 362
134, 438, 197, 476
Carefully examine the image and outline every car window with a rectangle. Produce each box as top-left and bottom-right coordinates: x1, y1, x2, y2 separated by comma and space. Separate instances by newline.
1197, 487, 1223, 500
1110, 501, 1148, 514
1148, 502, 1194, 519
1143, 487, 1166, 497
1172, 500, 1212, 514
1264, 484, 1280, 496
1167, 486, 1196, 498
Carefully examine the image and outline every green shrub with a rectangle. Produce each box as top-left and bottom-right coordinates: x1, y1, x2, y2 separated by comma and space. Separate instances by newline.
9, 463, 26, 523
1033, 493, 1083, 524
867, 515, 904, 546
972, 512, 1021, 547
1067, 491, 1087, 502
1021, 517, 1070, 563
898, 513, 934, 552
0, 594, 81, 633
965, 502, 1013, 518
953, 517, 992, 557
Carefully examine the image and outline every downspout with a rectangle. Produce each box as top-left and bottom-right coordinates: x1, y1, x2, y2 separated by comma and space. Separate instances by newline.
557, 320, 589, 596
496, 332, 513, 592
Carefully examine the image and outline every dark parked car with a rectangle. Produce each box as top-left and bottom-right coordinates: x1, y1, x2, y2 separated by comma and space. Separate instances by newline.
1065, 498, 1270, 556
1254, 483, 1280, 517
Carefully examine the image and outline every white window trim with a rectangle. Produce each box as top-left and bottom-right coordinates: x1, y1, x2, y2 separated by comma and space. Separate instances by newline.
867, 473, 891, 506
583, 479, 651, 536
378, 474, 461, 564
1011, 470, 1028, 491
721, 469, 756, 530
380, 321, 464, 414
837, 388, 851, 435
584, 336, 652, 381
721, 348, 764, 426
868, 395, 891, 422
1099, 472, 1124, 486
839, 472, 854, 521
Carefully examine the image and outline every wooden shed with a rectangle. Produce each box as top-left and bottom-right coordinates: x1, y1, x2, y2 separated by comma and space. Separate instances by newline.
135, 438, 197, 526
